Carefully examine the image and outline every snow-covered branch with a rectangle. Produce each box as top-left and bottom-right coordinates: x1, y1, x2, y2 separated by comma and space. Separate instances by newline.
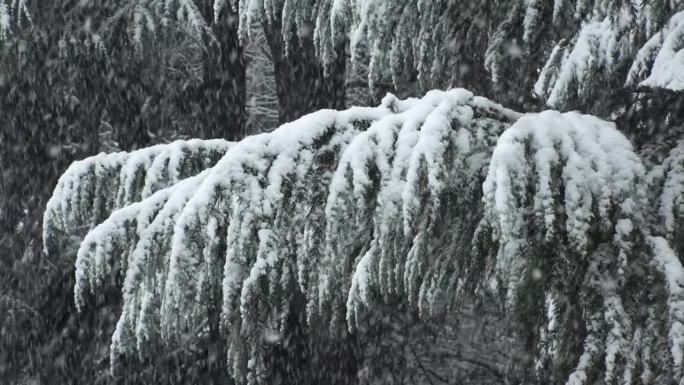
43, 88, 684, 384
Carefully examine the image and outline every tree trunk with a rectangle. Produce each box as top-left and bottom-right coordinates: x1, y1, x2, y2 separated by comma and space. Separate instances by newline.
263, 22, 346, 124
189, 3, 247, 140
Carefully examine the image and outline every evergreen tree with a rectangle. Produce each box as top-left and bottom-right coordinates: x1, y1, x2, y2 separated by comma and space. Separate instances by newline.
2, 0, 684, 383
44, 88, 684, 384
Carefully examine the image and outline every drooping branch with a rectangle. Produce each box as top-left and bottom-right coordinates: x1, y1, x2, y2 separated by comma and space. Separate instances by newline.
43, 89, 684, 385
42, 139, 232, 255
479, 110, 684, 383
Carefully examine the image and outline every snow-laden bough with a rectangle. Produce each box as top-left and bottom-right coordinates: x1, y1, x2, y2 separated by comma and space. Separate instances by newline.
44, 89, 684, 384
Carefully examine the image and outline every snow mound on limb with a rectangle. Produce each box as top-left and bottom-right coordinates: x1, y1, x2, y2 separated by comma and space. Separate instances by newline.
480, 110, 684, 384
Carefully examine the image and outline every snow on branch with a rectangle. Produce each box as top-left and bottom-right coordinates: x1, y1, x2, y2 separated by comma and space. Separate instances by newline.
535, 2, 684, 110
44, 89, 684, 384
329, 0, 493, 92
483, 110, 647, 273
44, 89, 516, 383
648, 236, 684, 380
0, 0, 32, 41
479, 110, 684, 383
652, 140, 684, 260
323, 90, 509, 329
626, 10, 684, 92
42, 139, 231, 255
536, 17, 636, 109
